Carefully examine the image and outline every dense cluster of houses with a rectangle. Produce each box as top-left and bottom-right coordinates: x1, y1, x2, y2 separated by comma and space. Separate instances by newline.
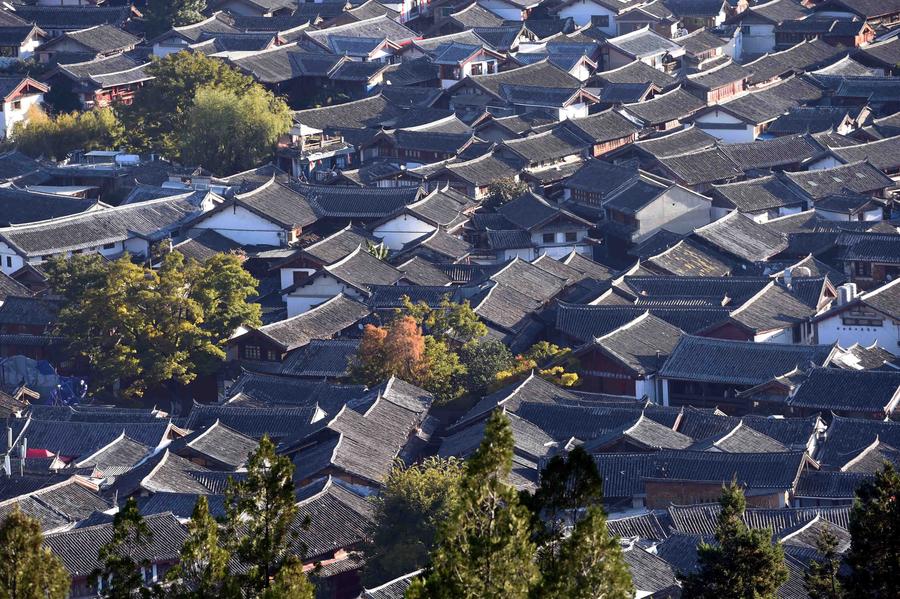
0, 0, 898, 595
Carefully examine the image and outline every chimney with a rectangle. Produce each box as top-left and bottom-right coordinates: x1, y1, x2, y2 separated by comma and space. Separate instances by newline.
3, 454, 9, 477
783, 267, 792, 289
837, 282, 859, 306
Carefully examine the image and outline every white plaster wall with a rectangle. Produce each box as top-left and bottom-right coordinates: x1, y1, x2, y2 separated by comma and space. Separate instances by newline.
190, 206, 286, 246
1, 93, 42, 139
755, 328, 790, 343
807, 155, 843, 170
500, 248, 535, 261
280, 267, 316, 291
284, 275, 358, 316
373, 214, 435, 250
817, 314, 900, 355
739, 24, 775, 56
693, 109, 757, 142
477, 0, 522, 20
557, 1, 616, 31
633, 186, 711, 241
0, 240, 23, 275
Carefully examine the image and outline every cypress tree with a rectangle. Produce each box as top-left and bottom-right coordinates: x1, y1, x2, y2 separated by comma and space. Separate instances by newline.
408, 411, 539, 599
682, 481, 788, 598
804, 528, 844, 599
168, 496, 235, 598
528, 447, 632, 599
225, 435, 303, 595
95, 498, 155, 599
0, 508, 69, 599
844, 462, 900, 598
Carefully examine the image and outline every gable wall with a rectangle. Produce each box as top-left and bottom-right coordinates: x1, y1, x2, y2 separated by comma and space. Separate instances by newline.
189, 205, 287, 247
633, 186, 712, 242
373, 214, 436, 249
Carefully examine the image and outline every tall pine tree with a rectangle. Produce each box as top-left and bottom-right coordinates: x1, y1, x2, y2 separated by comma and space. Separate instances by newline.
408, 411, 539, 599
95, 498, 155, 599
0, 508, 70, 599
225, 435, 308, 595
682, 481, 788, 599
528, 447, 632, 599
167, 496, 234, 598
844, 462, 900, 598
804, 528, 844, 599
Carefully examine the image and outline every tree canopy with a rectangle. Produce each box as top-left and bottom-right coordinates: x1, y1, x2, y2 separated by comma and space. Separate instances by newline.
143, 0, 206, 39
682, 481, 788, 599
408, 411, 539, 599
46, 252, 260, 398
225, 435, 302, 595
364, 457, 463, 586
10, 107, 122, 160
178, 84, 292, 175
117, 52, 255, 157
0, 508, 70, 599
844, 462, 900, 598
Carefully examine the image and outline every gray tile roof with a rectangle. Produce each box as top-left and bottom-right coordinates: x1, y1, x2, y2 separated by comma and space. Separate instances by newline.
829, 135, 900, 172
12, 5, 131, 30
787, 367, 900, 414
645, 238, 733, 276
0, 194, 203, 257
783, 160, 893, 200
659, 335, 834, 385
169, 420, 258, 469
692, 211, 788, 262
711, 76, 823, 124
591, 312, 684, 375
0, 186, 98, 226
184, 402, 318, 439
817, 415, 900, 467
556, 302, 732, 342
45, 23, 138, 54
254, 294, 370, 352
622, 87, 705, 127
711, 175, 809, 213
730, 282, 816, 332
607, 27, 683, 58
632, 125, 717, 158
594, 58, 677, 89
45, 512, 187, 577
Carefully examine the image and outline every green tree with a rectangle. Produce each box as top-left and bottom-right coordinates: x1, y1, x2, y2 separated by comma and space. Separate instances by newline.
95, 498, 155, 599
366, 240, 389, 260
178, 84, 291, 175
484, 177, 528, 209
167, 496, 234, 599
492, 342, 580, 391
144, 0, 206, 38
458, 339, 514, 395
420, 336, 466, 403
11, 106, 122, 160
225, 435, 301, 595
526, 446, 604, 544
682, 481, 789, 599
118, 52, 254, 156
0, 508, 69, 599
408, 411, 539, 599
527, 448, 632, 599
399, 295, 486, 345
844, 462, 900, 598
48, 252, 260, 398
260, 557, 314, 599
364, 457, 463, 586
804, 528, 844, 599
350, 318, 464, 403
